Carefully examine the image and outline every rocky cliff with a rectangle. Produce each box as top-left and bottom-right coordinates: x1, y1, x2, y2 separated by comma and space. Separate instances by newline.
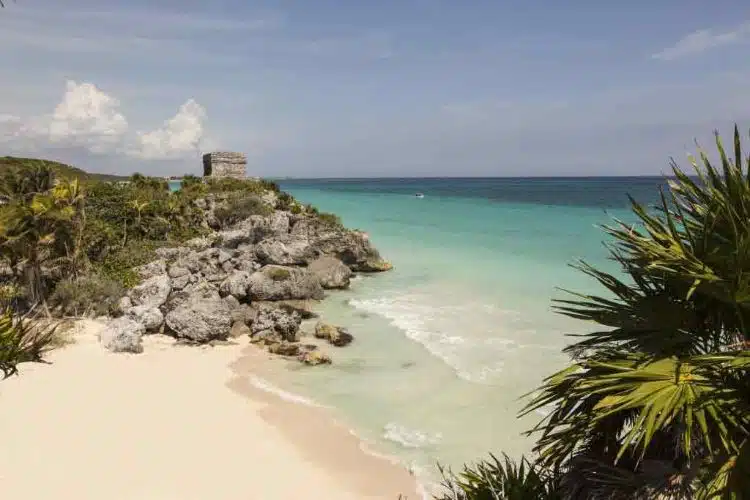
99, 197, 392, 365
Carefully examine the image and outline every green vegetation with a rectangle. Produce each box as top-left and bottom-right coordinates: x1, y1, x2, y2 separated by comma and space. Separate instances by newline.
214, 193, 274, 228
0, 157, 128, 183
0, 159, 290, 301
50, 275, 125, 317
267, 267, 291, 281
0, 307, 58, 378
0, 157, 306, 372
440, 126, 750, 498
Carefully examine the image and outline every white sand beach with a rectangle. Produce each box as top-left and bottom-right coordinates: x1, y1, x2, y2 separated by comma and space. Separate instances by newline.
0, 320, 419, 500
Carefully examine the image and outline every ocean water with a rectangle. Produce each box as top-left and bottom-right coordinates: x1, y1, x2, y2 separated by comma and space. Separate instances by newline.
248, 177, 668, 491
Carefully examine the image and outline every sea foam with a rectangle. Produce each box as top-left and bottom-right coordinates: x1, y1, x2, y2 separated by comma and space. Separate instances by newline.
383, 422, 442, 449
348, 290, 524, 384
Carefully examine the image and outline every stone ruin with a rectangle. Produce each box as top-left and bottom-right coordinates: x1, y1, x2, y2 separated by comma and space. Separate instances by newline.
202, 152, 247, 180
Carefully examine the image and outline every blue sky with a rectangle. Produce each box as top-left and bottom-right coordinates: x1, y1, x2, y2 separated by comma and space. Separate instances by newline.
1, 0, 749, 177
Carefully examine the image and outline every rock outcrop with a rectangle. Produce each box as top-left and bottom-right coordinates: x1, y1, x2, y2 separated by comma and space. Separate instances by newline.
314, 321, 354, 347
99, 317, 145, 353
102, 195, 391, 365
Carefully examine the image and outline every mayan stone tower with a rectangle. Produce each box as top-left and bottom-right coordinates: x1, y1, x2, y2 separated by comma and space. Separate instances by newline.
202, 152, 247, 180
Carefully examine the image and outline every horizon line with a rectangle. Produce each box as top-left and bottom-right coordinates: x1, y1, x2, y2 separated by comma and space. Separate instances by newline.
268, 174, 677, 180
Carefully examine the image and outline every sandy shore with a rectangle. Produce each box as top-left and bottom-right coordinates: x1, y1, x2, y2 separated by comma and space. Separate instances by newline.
0, 320, 420, 500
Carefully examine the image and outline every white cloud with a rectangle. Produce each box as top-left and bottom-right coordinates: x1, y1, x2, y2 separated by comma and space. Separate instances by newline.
653, 22, 750, 61
1, 80, 208, 160
45, 81, 128, 153
131, 99, 207, 160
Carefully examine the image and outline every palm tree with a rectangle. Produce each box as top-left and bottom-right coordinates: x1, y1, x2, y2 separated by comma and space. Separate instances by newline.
439, 127, 750, 499
517, 126, 750, 498
0, 166, 83, 306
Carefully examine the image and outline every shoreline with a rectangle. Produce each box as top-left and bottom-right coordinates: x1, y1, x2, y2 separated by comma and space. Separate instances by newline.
228, 346, 425, 499
0, 320, 422, 500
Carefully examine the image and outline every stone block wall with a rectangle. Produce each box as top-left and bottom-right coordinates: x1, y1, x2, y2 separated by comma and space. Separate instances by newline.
202, 152, 247, 180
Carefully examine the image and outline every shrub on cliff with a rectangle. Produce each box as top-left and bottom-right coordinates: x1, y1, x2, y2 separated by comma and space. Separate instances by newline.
214, 194, 273, 228
50, 274, 125, 317
444, 126, 750, 499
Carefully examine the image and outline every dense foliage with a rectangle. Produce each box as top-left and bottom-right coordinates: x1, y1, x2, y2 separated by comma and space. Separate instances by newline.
440, 127, 750, 499
0, 156, 128, 182
0, 159, 310, 374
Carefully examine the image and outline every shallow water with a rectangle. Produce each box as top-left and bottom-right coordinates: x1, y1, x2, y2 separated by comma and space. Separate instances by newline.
238, 177, 667, 489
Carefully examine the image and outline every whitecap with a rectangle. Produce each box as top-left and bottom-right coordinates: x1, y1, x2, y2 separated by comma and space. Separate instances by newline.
348, 293, 524, 384
383, 422, 442, 449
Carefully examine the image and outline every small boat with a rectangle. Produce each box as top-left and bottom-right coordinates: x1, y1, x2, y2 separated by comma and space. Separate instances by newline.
415, 193, 424, 198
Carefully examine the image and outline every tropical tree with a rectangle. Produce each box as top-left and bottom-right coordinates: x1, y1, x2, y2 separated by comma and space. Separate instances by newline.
518, 126, 750, 498
0, 166, 85, 305
439, 126, 750, 499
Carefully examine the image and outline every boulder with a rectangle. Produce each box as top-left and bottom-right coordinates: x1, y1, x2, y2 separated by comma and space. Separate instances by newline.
129, 275, 171, 309
308, 256, 353, 289
168, 265, 190, 278
254, 300, 318, 319
117, 296, 133, 314
254, 240, 311, 266
99, 317, 145, 353
250, 305, 301, 343
230, 321, 251, 338
165, 283, 231, 342
171, 274, 191, 290
230, 304, 254, 326
219, 270, 253, 300
269, 211, 290, 235
223, 294, 241, 311
298, 349, 332, 366
268, 341, 301, 356
136, 259, 167, 280
217, 249, 232, 265
314, 321, 354, 347
217, 229, 251, 249
309, 230, 391, 272
126, 305, 164, 332
247, 265, 324, 301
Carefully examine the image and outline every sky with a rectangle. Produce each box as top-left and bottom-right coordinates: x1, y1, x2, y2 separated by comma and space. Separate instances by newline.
1, 0, 749, 177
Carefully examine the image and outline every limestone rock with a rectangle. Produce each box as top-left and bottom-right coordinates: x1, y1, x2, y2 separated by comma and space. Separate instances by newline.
136, 259, 167, 280
247, 265, 324, 301
99, 317, 145, 353
117, 296, 133, 314
230, 304, 254, 326
223, 294, 241, 311
269, 211, 290, 235
230, 321, 251, 338
314, 321, 354, 347
130, 275, 171, 309
168, 265, 190, 278
254, 239, 311, 266
298, 349, 332, 366
171, 274, 191, 290
250, 305, 301, 343
219, 270, 252, 300
308, 256, 353, 289
165, 283, 231, 342
126, 305, 164, 332
268, 341, 301, 356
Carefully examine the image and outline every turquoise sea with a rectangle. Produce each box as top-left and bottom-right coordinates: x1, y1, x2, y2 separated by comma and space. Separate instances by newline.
245, 178, 667, 492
